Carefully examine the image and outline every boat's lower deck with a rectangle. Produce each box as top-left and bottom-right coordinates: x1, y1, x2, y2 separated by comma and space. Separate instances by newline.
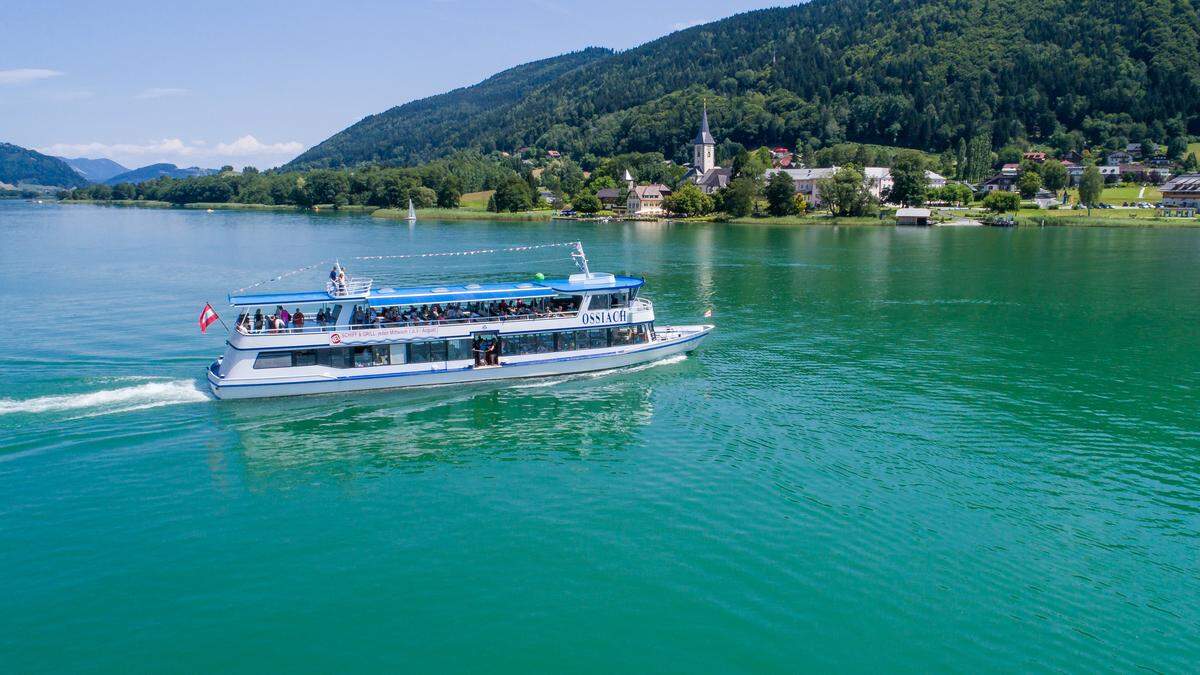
208, 325, 712, 400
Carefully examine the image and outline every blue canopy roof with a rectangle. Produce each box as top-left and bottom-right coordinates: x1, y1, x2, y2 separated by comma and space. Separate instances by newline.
227, 275, 643, 308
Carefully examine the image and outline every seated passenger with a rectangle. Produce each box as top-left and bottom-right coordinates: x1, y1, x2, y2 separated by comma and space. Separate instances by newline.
292, 309, 304, 328
315, 308, 326, 326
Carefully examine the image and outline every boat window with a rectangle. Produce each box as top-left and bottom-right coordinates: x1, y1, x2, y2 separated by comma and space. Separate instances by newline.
408, 341, 431, 363
557, 330, 576, 351
587, 291, 630, 310
448, 338, 473, 361
292, 349, 319, 367
352, 345, 390, 367
429, 340, 448, 362
253, 351, 293, 369
535, 333, 555, 353
587, 329, 609, 349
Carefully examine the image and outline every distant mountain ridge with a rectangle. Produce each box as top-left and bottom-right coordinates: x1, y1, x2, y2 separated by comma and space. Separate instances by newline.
286, 0, 1200, 170
104, 163, 217, 185
0, 143, 88, 188
58, 156, 129, 183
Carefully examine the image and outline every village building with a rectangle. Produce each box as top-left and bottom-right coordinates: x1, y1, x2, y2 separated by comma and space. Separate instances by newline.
1159, 173, 1200, 217
1000, 163, 1021, 176
982, 173, 1018, 192
895, 207, 931, 226
1066, 164, 1120, 185
1106, 150, 1134, 166
626, 184, 672, 216
1022, 151, 1047, 163
767, 166, 949, 205
1034, 189, 1059, 209
683, 105, 733, 194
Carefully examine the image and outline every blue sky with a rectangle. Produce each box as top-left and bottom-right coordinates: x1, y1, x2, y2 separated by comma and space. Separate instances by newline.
1, 0, 786, 170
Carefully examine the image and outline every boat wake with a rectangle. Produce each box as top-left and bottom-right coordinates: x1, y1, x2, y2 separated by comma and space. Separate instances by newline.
0, 379, 211, 418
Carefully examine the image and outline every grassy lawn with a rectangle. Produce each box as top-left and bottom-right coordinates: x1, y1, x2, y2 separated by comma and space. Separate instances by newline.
1063, 184, 1162, 205
1188, 142, 1200, 160
1013, 207, 1199, 227
459, 190, 493, 209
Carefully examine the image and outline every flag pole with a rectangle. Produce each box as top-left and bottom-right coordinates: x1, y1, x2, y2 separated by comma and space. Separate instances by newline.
208, 301, 229, 332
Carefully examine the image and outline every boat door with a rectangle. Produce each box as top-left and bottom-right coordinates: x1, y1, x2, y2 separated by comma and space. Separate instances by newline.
470, 330, 500, 368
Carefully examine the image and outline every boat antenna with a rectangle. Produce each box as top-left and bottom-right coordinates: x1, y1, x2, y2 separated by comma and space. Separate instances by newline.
570, 241, 591, 277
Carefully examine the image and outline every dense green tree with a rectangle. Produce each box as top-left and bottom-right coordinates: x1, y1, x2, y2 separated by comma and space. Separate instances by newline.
304, 170, 350, 205
1183, 153, 1199, 172
664, 182, 714, 216
764, 171, 797, 216
436, 175, 463, 207
572, 191, 601, 213
1017, 171, 1043, 198
889, 151, 927, 206
489, 175, 533, 212
719, 177, 757, 217
817, 165, 870, 216
982, 191, 1020, 212
1078, 164, 1104, 215
1041, 160, 1068, 194
411, 186, 437, 208
111, 183, 136, 200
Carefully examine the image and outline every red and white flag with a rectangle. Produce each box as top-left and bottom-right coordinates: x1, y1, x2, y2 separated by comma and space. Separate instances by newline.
199, 303, 220, 333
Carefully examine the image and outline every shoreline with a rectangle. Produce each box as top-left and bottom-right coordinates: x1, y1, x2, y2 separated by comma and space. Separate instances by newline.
49, 199, 1200, 228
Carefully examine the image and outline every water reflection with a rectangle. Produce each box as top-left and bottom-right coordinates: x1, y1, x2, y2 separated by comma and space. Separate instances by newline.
215, 370, 657, 478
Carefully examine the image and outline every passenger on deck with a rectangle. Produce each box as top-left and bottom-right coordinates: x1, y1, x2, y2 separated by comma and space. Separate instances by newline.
253, 309, 264, 332
486, 339, 499, 365
292, 309, 305, 329
277, 306, 291, 328
472, 337, 484, 366
315, 308, 326, 326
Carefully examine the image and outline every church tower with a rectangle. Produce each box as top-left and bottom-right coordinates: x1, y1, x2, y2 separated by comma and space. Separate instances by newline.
692, 104, 716, 174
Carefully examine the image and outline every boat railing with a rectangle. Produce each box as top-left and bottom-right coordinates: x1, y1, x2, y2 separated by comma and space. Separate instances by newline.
234, 309, 582, 336
326, 276, 373, 297
633, 297, 653, 313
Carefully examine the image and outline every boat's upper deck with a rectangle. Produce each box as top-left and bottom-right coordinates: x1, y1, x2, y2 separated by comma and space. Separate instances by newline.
228, 273, 644, 308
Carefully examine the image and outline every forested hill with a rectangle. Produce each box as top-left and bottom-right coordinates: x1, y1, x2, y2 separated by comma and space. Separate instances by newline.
287, 47, 613, 169
286, 0, 1200, 170
0, 143, 88, 188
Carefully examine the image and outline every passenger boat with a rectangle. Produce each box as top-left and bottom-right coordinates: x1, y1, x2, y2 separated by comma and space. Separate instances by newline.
206, 243, 713, 399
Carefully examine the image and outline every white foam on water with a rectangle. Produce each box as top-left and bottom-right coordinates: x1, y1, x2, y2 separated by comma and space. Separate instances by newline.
507, 353, 690, 389
0, 379, 211, 417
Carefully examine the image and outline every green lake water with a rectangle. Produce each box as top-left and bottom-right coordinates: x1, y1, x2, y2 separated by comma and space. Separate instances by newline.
1, 201, 1197, 672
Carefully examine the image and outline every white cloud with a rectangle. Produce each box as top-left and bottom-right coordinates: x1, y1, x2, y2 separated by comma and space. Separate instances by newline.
213, 135, 304, 157
37, 135, 305, 169
135, 87, 189, 99
0, 68, 63, 85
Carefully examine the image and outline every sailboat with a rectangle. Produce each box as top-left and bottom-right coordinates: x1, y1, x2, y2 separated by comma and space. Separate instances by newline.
406, 198, 417, 222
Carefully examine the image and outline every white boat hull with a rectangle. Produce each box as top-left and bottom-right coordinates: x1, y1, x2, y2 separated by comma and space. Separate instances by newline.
208, 325, 711, 400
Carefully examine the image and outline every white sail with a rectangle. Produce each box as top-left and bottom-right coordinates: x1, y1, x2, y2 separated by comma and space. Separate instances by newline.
407, 198, 416, 221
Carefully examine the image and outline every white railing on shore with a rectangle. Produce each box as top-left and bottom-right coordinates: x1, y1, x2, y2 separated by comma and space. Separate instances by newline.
326, 276, 373, 297
235, 310, 581, 336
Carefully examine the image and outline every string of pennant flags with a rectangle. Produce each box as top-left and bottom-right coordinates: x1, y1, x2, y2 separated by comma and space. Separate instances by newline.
229, 241, 583, 295
353, 241, 580, 262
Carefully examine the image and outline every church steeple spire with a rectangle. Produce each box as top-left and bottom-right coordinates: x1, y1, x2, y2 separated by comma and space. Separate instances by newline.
693, 102, 715, 146
692, 102, 716, 174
